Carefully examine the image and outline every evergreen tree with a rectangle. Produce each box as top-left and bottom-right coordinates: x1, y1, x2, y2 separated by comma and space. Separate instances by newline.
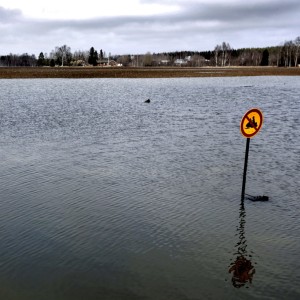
37, 52, 45, 66
93, 50, 98, 66
88, 47, 98, 66
88, 47, 95, 65
260, 49, 269, 66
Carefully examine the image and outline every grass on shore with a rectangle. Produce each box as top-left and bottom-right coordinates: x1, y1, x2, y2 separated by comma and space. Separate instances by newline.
0, 66, 300, 79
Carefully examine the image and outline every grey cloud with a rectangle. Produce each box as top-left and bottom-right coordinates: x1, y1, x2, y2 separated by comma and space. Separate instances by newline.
139, 0, 184, 4
4, 0, 300, 33
183, 0, 300, 22
140, 0, 300, 22
1, 0, 299, 55
0, 6, 23, 23
28, 0, 299, 34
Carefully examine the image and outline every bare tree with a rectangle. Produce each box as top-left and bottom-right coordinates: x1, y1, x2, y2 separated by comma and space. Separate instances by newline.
191, 54, 206, 67
117, 55, 131, 67
223, 42, 232, 66
143, 52, 153, 66
294, 36, 300, 67
72, 50, 89, 66
282, 41, 293, 67
221, 42, 227, 66
52, 45, 71, 66
251, 50, 262, 66
215, 42, 231, 66
130, 55, 140, 67
214, 44, 221, 66
268, 47, 280, 66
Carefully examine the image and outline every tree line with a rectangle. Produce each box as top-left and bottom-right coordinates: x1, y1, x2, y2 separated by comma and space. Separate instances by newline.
1, 36, 299, 67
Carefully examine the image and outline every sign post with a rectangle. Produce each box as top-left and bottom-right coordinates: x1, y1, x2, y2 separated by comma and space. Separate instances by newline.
240, 108, 263, 200
241, 137, 250, 201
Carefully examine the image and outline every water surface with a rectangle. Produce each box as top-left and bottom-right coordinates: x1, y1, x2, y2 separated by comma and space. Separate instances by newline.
0, 77, 299, 299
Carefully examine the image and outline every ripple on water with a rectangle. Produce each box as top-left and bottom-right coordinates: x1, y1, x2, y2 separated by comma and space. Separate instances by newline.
0, 77, 299, 299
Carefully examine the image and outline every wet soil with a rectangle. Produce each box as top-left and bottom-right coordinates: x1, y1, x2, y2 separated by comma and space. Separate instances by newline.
1, 66, 300, 78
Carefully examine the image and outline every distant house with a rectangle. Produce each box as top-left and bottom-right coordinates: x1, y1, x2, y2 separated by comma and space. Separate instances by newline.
97, 59, 121, 67
159, 59, 170, 66
108, 60, 117, 67
97, 58, 109, 66
174, 59, 188, 66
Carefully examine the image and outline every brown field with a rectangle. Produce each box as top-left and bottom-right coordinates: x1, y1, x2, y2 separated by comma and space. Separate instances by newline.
0, 66, 300, 78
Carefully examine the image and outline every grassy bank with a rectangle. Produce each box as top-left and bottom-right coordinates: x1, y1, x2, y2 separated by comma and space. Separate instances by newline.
0, 66, 300, 79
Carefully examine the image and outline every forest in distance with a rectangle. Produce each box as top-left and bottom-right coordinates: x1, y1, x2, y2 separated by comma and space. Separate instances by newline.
1, 36, 300, 69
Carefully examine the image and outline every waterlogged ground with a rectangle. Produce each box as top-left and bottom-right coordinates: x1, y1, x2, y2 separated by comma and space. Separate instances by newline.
1, 66, 300, 78
0, 77, 299, 299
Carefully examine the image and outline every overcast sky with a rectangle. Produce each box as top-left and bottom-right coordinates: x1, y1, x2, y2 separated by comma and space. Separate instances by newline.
1, 0, 299, 56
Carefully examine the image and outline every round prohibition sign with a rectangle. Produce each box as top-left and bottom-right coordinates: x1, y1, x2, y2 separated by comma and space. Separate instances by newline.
240, 108, 263, 138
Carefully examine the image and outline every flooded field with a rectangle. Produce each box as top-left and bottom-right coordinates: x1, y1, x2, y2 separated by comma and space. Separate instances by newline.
0, 77, 299, 299
1, 66, 300, 78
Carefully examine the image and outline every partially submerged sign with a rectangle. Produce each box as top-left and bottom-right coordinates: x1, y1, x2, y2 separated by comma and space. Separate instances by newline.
240, 108, 263, 138
240, 108, 265, 201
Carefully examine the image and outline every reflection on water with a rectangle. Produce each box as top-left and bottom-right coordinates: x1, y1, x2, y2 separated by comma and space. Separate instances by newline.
229, 200, 256, 288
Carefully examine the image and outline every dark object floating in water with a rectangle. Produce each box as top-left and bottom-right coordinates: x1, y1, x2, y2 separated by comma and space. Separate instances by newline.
245, 194, 269, 202
144, 99, 150, 103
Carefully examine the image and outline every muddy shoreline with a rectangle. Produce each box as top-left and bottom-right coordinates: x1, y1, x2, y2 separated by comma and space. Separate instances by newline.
0, 66, 300, 78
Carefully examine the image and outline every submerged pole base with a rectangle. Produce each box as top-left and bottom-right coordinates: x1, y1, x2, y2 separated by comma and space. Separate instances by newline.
245, 194, 269, 202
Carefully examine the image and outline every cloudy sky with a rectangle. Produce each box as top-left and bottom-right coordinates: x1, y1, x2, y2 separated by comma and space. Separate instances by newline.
1, 0, 299, 56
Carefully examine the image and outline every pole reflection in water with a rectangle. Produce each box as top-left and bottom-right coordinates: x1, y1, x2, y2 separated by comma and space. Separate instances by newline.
228, 200, 256, 288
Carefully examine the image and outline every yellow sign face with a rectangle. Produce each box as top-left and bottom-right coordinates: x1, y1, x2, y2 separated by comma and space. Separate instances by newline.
240, 108, 263, 138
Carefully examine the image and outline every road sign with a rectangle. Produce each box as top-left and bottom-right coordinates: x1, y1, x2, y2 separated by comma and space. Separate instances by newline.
240, 108, 263, 138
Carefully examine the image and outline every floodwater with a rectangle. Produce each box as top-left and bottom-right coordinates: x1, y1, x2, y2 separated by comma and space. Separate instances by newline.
0, 77, 299, 300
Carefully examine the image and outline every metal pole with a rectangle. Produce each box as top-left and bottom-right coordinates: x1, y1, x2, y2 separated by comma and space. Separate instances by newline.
241, 138, 250, 201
